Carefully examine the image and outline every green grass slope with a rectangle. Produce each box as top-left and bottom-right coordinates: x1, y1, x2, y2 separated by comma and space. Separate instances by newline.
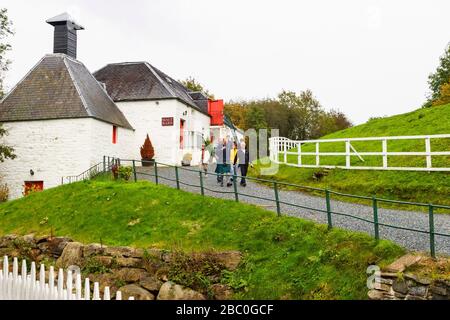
253, 103, 450, 207
0, 180, 403, 299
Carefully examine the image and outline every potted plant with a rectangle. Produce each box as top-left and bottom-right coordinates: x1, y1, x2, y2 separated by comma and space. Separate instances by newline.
140, 134, 155, 167
181, 152, 192, 166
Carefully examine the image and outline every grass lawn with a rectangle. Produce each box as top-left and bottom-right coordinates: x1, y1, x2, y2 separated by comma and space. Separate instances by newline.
251, 103, 450, 209
0, 179, 404, 299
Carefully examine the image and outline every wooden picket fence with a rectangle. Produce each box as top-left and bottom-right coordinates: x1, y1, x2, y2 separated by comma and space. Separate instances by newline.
0, 256, 133, 300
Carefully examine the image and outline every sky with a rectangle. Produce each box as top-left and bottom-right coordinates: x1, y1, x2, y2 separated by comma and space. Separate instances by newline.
2, 0, 449, 124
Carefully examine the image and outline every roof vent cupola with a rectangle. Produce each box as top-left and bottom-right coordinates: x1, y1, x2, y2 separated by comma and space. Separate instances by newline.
46, 12, 84, 59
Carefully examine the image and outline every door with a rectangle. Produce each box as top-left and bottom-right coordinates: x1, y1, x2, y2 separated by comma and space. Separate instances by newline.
24, 181, 44, 195
180, 119, 185, 149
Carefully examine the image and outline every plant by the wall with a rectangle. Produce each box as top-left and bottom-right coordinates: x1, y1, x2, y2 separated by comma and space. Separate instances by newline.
140, 134, 155, 160
118, 166, 132, 181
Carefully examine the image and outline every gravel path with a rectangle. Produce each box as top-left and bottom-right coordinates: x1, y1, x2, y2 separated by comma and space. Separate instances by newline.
136, 164, 450, 255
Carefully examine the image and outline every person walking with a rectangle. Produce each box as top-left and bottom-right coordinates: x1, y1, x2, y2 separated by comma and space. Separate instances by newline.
214, 137, 231, 187
230, 141, 238, 182
238, 141, 250, 187
201, 143, 211, 177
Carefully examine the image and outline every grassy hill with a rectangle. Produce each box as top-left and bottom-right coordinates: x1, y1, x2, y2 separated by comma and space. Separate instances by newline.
252, 103, 450, 208
0, 179, 403, 299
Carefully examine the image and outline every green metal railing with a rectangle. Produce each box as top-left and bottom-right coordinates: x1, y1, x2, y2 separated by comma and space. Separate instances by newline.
86, 156, 450, 257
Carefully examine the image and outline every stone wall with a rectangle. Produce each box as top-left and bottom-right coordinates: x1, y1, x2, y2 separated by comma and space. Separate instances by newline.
0, 234, 241, 300
368, 254, 450, 300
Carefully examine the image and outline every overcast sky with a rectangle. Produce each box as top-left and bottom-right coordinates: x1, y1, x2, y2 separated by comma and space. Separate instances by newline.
2, 0, 449, 124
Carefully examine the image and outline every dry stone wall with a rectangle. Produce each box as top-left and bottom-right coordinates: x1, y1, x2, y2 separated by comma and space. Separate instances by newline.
0, 234, 240, 300
368, 254, 450, 300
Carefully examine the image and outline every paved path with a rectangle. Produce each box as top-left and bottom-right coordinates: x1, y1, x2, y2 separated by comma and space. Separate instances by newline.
136, 165, 450, 255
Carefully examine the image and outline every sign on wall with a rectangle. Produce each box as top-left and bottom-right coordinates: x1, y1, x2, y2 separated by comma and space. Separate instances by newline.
161, 117, 174, 126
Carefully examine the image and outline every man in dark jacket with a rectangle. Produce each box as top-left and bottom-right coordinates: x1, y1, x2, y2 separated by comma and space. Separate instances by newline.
238, 141, 250, 187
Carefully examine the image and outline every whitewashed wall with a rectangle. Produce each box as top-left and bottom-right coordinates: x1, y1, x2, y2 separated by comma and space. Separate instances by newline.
0, 119, 92, 199
88, 119, 135, 166
117, 99, 210, 166
0, 118, 135, 199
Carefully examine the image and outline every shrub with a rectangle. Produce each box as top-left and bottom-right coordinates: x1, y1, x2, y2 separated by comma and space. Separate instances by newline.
118, 166, 132, 181
0, 183, 9, 202
140, 134, 155, 160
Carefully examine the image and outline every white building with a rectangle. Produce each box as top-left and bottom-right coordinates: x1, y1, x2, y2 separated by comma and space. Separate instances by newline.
0, 13, 242, 199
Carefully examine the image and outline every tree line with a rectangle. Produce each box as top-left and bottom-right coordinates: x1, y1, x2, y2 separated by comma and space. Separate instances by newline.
224, 90, 352, 140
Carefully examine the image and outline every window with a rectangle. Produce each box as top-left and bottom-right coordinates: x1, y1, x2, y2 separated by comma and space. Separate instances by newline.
24, 181, 44, 196
112, 125, 118, 144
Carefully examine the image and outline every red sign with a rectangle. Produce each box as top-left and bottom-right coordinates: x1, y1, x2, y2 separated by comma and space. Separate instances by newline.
162, 117, 174, 126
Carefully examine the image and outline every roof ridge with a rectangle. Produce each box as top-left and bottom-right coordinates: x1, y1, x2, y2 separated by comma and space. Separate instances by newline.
65, 57, 133, 129
63, 56, 92, 117
144, 62, 177, 99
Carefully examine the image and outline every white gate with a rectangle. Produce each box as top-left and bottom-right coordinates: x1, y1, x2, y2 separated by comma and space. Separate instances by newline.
269, 134, 450, 171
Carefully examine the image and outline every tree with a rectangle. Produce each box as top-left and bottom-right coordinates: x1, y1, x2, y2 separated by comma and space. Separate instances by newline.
244, 106, 267, 131
224, 102, 247, 129
427, 43, 450, 103
0, 125, 15, 162
0, 8, 15, 163
0, 8, 13, 99
180, 76, 214, 99
278, 89, 322, 140
432, 81, 450, 106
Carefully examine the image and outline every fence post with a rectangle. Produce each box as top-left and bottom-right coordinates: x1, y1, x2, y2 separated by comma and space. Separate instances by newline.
154, 162, 159, 185
372, 197, 380, 240
428, 204, 436, 258
233, 174, 239, 202
316, 142, 320, 166
382, 139, 388, 169
103, 156, 106, 173
425, 137, 432, 169
175, 166, 180, 190
273, 182, 281, 217
345, 140, 350, 168
199, 171, 204, 196
325, 190, 332, 229
132, 160, 137, 182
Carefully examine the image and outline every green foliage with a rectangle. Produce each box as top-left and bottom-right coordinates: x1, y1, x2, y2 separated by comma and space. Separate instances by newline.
82, 257, 112, 275
0, 180, 404, 299
251, 103, 450, 208
0, 12, 16, 165
225, 90, 352, 140
432, 82, 450, 107
0, 124, 16, 162
118, 166, 132, 181
166, 250, 225, 297
0, 8, 13, 99
180, 76, 214, 99
428, 43, 450, 102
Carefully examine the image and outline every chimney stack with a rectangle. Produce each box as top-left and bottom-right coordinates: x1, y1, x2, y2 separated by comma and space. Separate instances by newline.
46, 12, 84, 59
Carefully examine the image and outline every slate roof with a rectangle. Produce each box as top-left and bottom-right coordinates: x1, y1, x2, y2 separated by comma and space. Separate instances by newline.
0, 54, 133, 129
93, 62, 210, 116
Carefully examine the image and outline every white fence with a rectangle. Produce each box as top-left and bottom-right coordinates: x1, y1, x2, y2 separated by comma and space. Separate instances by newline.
0, 256, 133, 300
269, 134, 450, 171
